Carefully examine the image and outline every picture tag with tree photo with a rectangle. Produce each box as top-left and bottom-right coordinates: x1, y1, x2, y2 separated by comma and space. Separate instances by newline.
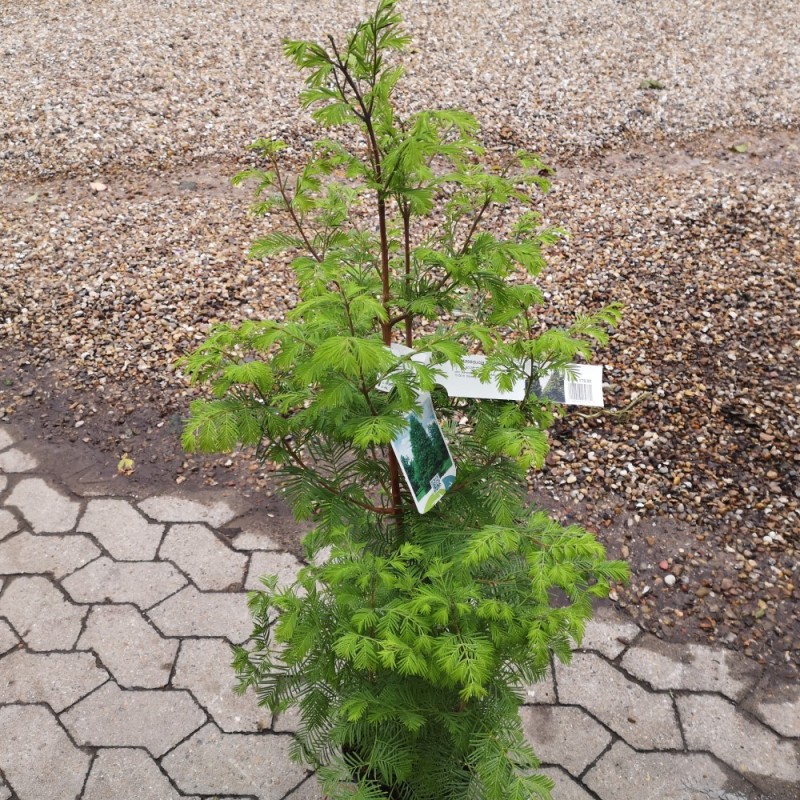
391, 392, 457, 514
530, 364, 604, 407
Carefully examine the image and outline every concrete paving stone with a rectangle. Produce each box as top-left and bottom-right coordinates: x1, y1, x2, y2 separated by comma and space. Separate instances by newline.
77, 604, 178, 688
138, 494, 238, 527
520, 704, 612, 777
0, 509, 19, 541
78, 498, 165, 560
283, 776, 322, 799
83, 748, 199, 800
0, 777, 10, 800
0, 531, 100, 579
0, 474, 6, 494
62, 556, 187, 608
677, 694, 800, 784
0, 429, 13, 451
223, 512, 284, 552
0, 448, 38, 473
621, 635, 761, 701
0, 575, 86, 650
579, 605, 640, 659
0, 704, 91, 800
745, 679, 800, 738
522, 669, 557, 704
160, 523, 248, 590
61, 682, 206, 757
0, 649, 108, 711
246, 551, 302, 591
272, 704, 302, 734
173, 638, 272, 732
148, 585, 253, 643
162, 723, 309, 796
0, 618, 20, 655
6, 477, 80, 533
556, 652, 682, 750
583, 740, 731, 800
230, 528, 282, 552
539, 767, 595, 800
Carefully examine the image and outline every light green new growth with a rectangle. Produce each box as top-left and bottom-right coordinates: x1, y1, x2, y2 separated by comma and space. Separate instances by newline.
181, 2, 627, 798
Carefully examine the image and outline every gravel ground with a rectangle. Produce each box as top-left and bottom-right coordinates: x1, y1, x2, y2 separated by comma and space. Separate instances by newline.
1, 1, 799, 675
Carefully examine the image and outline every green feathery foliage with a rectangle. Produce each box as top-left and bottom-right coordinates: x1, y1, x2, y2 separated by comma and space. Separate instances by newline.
182, 2, 627, 797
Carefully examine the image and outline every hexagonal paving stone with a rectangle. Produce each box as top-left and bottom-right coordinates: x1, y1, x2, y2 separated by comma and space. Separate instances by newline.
621, 635, 761, 701
742, 675, 800, 738
246, 550, 302, 591
148, 585, 253, 642
6, 477, 80, 533
162, 723, 309, 796
0, 650, 108, 711
579, 605, 640, 658
62, 556, 187, 608
61, 682, 206, 757
522, 669, 557, 705
173, 638, 272, 732
556, 652, 682, 750
539, 767, 595, 800
521, 705, 612, 777
159, 523, 247, 590
0, 576, 86, 650
0, 704, 91, 800
0, 509, 20, 541
0, 618, 19, 655
0, 428, 14, 451
0, 448, 38, 472
78, 498, 165, 560
0, 531, 100, 578
77, 604, 178, 688
83, 748, 198, 800
138, 493, 238, 527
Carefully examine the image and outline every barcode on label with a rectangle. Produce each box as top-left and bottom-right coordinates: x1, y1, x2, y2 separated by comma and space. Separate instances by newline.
429, 474, 443, 492
565, 379, 593, 404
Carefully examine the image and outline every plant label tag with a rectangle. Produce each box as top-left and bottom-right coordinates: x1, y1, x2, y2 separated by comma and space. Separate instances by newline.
530, 364, 604, 407
391, 391, 457, 514
435, 355, 527, 401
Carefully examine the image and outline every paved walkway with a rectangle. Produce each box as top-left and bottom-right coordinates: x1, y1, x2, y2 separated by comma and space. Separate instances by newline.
0, 424, 797, 800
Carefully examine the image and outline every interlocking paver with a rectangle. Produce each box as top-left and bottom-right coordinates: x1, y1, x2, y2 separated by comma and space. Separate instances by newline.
0, 777, 10, 800
0, 509, 20, 542
0, 704, 91, 800
0, 531, 100, 578
78, 498, 164, 560
0, 475, 6, 494
62, 556, 187, 608
0, 575, 86, 650
173, 638, 271, 732
246, 550, 302, 591
520, 705, 611, 777
539, 767, 595, 800
0, 448, 37, 472
578, 605, 640, 659
61, 682, 206, 757
522, 669, 557, 704
621, 635, 761, 701
83, 748, 198, 800
273, 705, 302, 734
744, 679, 800, 738
6, 477, 80, 533
583, 740, 730, 800
0, 619, 19, 655
0, 428, 14, 450
556, 652, 682, 750
138, 493, 238, 527
77, 604, 178, 688
160, 523, 247, 590
677, 694, 800, 784
148, 585, 253, 642
0, 649, 108, 711
162, 723, 309, 796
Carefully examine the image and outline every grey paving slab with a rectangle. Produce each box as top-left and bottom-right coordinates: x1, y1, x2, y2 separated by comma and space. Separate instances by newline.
246, 550, 302, 591
138, 493, 238, 527
621, 635, 762, 701
0, 704, 91, 800
230, 528, 282, 552
0, 475, 6, 495
62, 556, 187, 608
5, 477, 80, 533
0, 649, 108, 711
0, 428, 14, 451
272, 705, 301, 734
61, 682, 206, 757
0, 509, 20, 541
677, 694, 800, 785
744, 678, 800, 738
77, 604, 178, 688
522, 669, 557, 704
0, 449, 37, 473
539, 767, 595, 800
159, 523, 247, 590
520, 704, 612, 777
173, 637, 272, 732
0, 618, 19, 655
0, 576, 86, 650
83, 748, 198, 800
162, 723, 309, 797
78, 498, 165, 560
0, 531, 100, 579
0, 777, 10, 800
148, 585, 253, 642
583, 740, 731, 800
579, 605, 641, 659
556, 652, 682, 750
283, 776, 322, 799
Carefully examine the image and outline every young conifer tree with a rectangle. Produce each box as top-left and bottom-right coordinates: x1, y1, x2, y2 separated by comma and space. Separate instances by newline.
181, 3, 628, 798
